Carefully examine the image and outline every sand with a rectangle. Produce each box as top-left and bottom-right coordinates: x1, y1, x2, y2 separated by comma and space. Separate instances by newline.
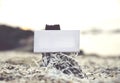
0, 51, 120, 83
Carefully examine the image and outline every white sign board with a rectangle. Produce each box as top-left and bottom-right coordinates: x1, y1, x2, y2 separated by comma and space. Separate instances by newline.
34, 30, 80, 52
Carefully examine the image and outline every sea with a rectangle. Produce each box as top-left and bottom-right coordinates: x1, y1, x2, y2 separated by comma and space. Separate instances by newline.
80, 33, 120, 56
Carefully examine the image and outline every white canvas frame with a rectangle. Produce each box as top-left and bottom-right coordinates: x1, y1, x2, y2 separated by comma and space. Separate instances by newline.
34, 30, 80, 52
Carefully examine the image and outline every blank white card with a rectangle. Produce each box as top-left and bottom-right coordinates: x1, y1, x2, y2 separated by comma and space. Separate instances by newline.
34, 30, 80, 52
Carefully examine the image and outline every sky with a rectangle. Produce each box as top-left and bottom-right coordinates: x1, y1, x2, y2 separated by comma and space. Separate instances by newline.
0, 0, 120, 30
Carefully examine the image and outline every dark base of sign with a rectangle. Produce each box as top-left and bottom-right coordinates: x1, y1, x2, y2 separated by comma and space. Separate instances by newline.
41, 52, 86, 79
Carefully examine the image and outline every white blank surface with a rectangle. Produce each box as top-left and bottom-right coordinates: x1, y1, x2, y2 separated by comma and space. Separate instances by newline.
34, 30, 80, 52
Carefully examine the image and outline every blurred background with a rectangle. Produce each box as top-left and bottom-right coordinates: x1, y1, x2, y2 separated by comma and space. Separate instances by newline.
0, 0, 120, 56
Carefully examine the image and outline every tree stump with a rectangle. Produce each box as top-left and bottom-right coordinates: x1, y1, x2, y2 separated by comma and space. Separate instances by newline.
41, 53, 85, 78
40, 24, 85, 78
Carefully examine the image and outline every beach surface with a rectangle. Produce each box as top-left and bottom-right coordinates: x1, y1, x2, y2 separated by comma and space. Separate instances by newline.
0, 51, 119, 83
